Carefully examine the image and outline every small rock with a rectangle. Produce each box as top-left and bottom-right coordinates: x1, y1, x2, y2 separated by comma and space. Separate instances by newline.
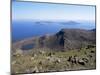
48, 52, 52, 56
78, 59, 85, 65
46, 56, 51, 60
74, 56, 79, 64
91, 50, 95, 53
88, 55, 92, 58
31, 57, 34, 61
32, 54, 37, 57
68, 56, 79, 64
12, 61, 16, 65
67, 56, 72, 62
82, 57, 89, 63
71, 58, 76, 64
39, 61, 42, 65
54, 58, 61, 64
56, 58, 61, 63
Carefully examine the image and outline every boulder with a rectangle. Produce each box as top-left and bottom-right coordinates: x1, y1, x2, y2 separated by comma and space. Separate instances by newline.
55, 58, 61, 63
73, 56, 79, 64
91, 50, 95, 53
67, 56, 72, 62
31, 57, 34, 61
67, 55, 79, 64
82, 57, 89, 63
78, 59, 85, 65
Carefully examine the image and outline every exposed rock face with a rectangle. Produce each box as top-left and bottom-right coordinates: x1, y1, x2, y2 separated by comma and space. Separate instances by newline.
12, 28, 96, 51
55, 29, 95, 50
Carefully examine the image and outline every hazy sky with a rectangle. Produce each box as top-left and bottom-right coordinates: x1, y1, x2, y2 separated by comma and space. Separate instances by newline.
12, 1, 95, 21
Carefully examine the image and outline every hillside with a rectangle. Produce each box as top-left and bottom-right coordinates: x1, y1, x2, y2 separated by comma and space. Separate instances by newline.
12, 28, 96, 51
11, 28, 96, 74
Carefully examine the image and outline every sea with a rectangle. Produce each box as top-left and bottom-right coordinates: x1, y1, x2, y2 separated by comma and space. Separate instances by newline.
12, 20, 95, 42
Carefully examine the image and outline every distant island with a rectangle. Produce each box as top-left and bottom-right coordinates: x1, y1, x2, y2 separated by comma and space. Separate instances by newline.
34, 21, 80, 25
60, 21, 80, 25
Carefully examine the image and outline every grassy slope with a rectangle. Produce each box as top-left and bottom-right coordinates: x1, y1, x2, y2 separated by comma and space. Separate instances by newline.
11, 47, 96, 74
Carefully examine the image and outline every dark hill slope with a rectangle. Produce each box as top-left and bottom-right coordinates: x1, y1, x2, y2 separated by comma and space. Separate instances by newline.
54, 29, 95, 50
37, 29, 95, 50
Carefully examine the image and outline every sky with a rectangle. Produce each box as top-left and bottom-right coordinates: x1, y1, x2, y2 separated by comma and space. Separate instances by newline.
12, 1, 95, 21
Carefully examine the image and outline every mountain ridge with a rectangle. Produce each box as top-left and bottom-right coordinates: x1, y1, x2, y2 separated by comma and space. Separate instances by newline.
12, 28, 96, 51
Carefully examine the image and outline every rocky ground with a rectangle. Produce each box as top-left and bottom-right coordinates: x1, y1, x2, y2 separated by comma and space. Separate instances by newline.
11, 46, 96, 74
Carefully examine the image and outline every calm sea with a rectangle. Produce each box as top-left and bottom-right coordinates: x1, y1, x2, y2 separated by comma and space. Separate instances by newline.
12, 21, 95, 42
